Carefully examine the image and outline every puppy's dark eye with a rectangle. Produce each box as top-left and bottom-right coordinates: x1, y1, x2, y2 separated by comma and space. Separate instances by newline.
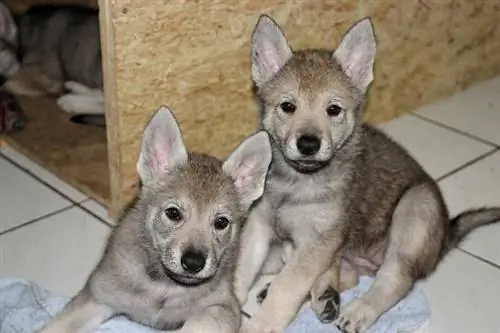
280, 102, 296, 114
214, 216, 230, 230
165, 207, 182, 222
326, 104, 343, 117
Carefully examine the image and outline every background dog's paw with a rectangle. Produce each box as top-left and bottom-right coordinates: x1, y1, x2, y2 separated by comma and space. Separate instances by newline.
57, 94, 80, 114
256, 282, 271, 304
335, 299, 378, 333
311, 285, 340, 323
64, 81, 92, 95
57, 94, 105, 115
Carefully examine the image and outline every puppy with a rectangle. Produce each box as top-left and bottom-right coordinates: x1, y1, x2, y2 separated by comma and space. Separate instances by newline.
38, 105, 272, 333
234, 15, 500, 333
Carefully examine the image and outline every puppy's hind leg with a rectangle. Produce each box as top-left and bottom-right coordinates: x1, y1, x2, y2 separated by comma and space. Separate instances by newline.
336, 183, 444, 333
39, 289, 114, 333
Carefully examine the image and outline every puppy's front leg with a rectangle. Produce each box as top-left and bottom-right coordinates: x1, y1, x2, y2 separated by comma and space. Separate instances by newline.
241, 238, 342, 333
234, 199, 274, 305
174, 302, 241, 333
39, 289, 114, 333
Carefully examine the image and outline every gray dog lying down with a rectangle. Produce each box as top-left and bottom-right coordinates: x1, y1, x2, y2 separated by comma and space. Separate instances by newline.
0, 4, 105, 119
38, 106, 272, 333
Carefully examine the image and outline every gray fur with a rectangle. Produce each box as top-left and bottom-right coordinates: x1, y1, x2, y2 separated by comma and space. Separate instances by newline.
235, 15, 500, 333
0, 4, 104, 117
39, 106, 272, 333
0, 1, 19, 80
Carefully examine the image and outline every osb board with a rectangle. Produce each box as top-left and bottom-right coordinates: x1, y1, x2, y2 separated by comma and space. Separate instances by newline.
2, 0, 98, 13
102, 0, 500, 214
2, 97, 110, 206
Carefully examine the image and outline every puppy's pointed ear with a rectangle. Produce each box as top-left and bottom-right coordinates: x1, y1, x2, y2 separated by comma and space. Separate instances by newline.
333, 18, 376, 93
223, 131, 272, 211
251, 15, 293, 88
0, 3, 18, 46
137, 106, 188, 184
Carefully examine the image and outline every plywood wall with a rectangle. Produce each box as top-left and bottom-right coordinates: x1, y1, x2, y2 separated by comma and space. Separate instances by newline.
99, 0, 500, 216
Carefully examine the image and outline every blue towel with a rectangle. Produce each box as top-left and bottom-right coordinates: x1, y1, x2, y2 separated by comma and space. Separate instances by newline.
286, 276, 430, 333
0, 276, 429, 333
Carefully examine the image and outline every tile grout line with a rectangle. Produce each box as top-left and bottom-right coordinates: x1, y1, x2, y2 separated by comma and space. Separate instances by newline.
75, 201, 115, 228
0, 152, 86, 206
410, 112, 500, 148
0, 204, 76, 237
436, 147, 500, 183
0, 152, 110, 228
0, 152, 113, 229
457, 248, 500, 270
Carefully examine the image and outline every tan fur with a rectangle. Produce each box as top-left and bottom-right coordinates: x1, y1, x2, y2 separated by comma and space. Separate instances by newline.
236, 15, 500, 333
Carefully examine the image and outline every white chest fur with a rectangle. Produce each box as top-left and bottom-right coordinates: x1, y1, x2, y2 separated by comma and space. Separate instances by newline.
265, 168, 346, 246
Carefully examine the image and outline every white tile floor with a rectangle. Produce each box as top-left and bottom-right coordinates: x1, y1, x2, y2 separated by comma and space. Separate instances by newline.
1, 76, 500, 332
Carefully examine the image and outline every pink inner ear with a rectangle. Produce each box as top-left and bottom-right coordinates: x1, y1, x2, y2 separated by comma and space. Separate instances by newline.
262, 43, 281, 75
153, 140, 171, 173
234, 160, 255, 192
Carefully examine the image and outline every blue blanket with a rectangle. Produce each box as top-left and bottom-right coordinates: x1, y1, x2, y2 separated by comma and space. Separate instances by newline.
0, 276, 429, 333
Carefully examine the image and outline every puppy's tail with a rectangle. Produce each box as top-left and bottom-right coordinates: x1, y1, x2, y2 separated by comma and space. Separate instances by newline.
448, 207, 500, 248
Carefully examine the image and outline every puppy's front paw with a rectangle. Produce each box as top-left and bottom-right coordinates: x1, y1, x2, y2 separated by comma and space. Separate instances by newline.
256, 282, 271, 304
311, 285, 340, 323
239, 318, 281, 333
335, 299, 378, 333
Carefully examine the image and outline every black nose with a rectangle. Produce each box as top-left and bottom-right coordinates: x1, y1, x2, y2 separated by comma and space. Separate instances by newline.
296, 134, 321, 156
180, 250, 206, 274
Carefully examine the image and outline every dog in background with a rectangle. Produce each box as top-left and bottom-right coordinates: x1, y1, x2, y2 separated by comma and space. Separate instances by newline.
0, 3, 105, 120
0, 1, 19, 82
38, 106, 272, 333
234, 15, 500, 333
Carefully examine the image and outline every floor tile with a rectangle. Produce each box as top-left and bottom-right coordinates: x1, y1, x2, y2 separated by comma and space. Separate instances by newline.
420, 251, 500, 333
0, 146, 87, 202
416, 76, 500, 145
0, 207, 110, 297
81, 199, 115, 226
439, 151, 500, 266
0, 157, 72, 233
377, 115, 493, 179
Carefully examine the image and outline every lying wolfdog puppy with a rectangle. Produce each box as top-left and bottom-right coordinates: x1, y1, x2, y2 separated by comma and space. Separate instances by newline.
38, 106, 272, 333
234, 15, 500, 333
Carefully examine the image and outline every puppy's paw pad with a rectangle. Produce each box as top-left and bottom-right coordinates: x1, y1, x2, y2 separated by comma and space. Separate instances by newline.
312, 286, 340, 323
256, 282, 271, 304
335, 299, 377, 333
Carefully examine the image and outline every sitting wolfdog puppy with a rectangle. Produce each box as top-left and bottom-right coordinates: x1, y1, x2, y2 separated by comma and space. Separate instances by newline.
234, 15, 500, 333
39, 106, 272, 333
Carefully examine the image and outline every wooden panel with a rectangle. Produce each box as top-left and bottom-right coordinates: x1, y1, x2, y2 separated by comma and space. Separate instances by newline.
99, 0, 500, 215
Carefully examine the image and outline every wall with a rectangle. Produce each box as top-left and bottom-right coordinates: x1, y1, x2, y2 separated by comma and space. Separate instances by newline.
14, 0, 500, 215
